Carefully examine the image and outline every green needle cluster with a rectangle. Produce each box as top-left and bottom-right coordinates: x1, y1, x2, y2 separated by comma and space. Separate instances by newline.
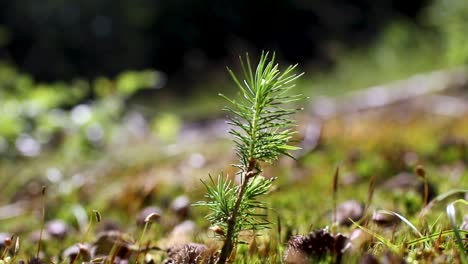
222, 52, 303, 169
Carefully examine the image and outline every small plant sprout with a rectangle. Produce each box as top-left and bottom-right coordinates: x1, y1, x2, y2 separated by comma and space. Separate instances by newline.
81, 210, 102, 244
415, 164, 429, 207
332, 166, 339, 232
197, 52, 303, 263
36, 186, 47, 261
72, 209, 102, 264
135, 212, 161, 263
1, 236, 11, 259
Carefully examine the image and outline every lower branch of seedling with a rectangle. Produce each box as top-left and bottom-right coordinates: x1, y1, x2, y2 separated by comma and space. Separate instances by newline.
218, 159, 257, 264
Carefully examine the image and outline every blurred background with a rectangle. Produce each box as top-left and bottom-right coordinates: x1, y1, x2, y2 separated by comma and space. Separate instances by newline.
0, 0, 466, 160
0, 0, 429, 82
0, 1, 467, 259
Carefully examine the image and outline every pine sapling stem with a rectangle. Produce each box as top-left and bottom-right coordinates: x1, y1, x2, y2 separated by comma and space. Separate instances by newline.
218, 159, 257, 263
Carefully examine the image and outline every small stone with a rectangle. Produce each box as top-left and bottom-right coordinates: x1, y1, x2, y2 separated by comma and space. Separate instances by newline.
171, 220, 196, 239
137, 206, 162, 226
372, 211, 400, 227
46, 219, 69, 240
335, 200, 364, 226
62, 244, 79, 262
62, 243, 91, 262
170, 195, 190, 219
381, 172, 436, 201
92, 230, 137, 259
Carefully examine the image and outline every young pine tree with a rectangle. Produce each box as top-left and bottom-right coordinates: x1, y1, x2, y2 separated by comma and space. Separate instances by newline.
197, 52, 303, 263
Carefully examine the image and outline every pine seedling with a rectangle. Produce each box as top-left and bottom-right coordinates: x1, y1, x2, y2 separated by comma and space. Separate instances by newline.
197, 52, 303, 263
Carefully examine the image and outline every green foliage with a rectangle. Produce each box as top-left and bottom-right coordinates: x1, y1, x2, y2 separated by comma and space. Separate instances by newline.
0, 63, 163, 158
221, 52, 303, 168
116, 70, 162, 96
199, 175, 236, 238
426, 0, 468, 65
152, 113, 182, 143
198, 174, 274, 243
303, 20, 444, 98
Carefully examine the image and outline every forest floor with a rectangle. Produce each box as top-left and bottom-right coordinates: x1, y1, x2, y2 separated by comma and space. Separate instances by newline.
1, 69, 467, 263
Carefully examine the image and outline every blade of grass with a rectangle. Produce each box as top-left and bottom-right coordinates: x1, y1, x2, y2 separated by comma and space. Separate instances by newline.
407, 229, 468, 247
378, 210, 423, 238
446, 199, 468, 264
419, 189, 468, 218
350, 219, 400, 252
